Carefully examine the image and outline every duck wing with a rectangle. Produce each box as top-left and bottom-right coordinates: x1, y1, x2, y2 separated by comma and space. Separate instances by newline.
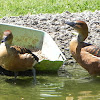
11, 45, 32, 54
84, 45, 100, 57
10, 46, 39, 61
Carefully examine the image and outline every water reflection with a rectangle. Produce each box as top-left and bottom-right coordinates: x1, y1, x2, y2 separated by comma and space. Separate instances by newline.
64, 78, 100, 100
1, 66, 100, 100
37, 76, 65, 100
40, 83, 63, 98
38, 76, 100, 100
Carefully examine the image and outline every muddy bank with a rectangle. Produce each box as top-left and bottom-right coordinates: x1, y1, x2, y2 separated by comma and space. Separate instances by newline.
0, 10, 100, 64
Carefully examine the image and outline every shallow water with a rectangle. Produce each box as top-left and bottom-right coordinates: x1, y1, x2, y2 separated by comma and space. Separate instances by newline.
0, 65, 100, 100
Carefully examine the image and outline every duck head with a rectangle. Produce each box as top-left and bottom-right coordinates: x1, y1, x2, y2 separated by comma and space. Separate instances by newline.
66, 21, 88, 42
1, 30, 13, 45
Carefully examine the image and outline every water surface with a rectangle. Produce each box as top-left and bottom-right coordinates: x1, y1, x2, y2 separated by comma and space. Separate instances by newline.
0, 65, 100, 100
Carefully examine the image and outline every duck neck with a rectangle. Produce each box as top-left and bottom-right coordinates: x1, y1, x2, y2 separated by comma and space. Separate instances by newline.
77, 32, 88, 43
77, 34, 84, 42
1, 42, 11, 48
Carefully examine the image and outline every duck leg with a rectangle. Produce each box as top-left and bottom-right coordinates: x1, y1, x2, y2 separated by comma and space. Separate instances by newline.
14, 72, 18, 80
32, 68, 36, 84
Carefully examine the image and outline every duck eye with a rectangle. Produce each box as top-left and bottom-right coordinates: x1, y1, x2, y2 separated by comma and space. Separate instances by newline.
76, 23, 83, 26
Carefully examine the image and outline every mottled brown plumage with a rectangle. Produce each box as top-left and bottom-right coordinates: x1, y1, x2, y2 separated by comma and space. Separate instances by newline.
66, 21, 100, 76
11, 45, 33, 54
0, 30, 39, 80
84, 45, 100, 57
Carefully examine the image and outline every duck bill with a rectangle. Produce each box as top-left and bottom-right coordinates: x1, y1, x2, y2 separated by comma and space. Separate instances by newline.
65, 21, 76, 27
1, 36, 8, 43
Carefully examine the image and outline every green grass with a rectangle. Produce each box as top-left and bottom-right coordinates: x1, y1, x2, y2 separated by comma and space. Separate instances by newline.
0, 0, 100, 18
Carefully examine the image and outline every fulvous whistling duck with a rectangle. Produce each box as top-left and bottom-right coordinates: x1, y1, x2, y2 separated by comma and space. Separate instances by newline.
0, 30, 39, 81
65, 21, 100, 76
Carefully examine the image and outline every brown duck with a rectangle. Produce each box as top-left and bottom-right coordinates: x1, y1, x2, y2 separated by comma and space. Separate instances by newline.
0, 30, 39, 81
66, 21, 100, 76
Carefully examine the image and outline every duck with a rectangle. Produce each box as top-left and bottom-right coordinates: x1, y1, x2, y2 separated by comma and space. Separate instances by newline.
0, 30, 39, 81
65, 20, 100, 76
